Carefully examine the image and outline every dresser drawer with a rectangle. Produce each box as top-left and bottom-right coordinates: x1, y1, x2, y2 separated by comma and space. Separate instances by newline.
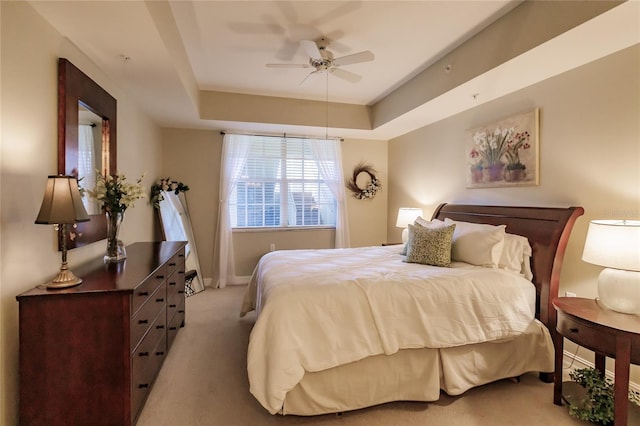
131, 269, 166, 316
557, 312, 617, 357
166, 268, 184, 299
131, 283, 167, 352
131, 307, 167, 417
167, 282, 184, 317
165, 252, 185, 280
131, 332, 167, 420
167, 297, 185, 349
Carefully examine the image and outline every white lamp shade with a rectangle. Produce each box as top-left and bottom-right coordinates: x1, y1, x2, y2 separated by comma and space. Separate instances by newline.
396, 208, 424, 228
582, 220, 640, 272
582, 220, 640, 314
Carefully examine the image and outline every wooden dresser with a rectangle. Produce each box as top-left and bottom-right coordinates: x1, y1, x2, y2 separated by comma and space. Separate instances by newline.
16, 241, 187, 425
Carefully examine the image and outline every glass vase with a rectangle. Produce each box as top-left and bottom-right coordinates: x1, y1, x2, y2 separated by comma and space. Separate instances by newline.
104, 211, 127, 262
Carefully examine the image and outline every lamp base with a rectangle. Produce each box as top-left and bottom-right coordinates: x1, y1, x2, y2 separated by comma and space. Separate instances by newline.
597, 268, 640, 314
46, 266, 82, 289
402, 228, 409, 244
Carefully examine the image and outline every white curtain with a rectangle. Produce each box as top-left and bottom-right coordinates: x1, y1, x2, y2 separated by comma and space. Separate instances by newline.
213, 134, 250, 288
309, 138, 350, 248
78, 125, 98, 214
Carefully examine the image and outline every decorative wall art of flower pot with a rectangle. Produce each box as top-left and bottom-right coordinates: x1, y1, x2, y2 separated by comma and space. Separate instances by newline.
465, 108, 540, 188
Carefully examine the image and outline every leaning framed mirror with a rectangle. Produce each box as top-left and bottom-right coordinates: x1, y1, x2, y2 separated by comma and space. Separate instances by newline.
58, 58, 117, 249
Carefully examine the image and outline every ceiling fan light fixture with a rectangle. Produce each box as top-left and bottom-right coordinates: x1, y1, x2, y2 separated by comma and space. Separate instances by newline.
266, 36, 374, 86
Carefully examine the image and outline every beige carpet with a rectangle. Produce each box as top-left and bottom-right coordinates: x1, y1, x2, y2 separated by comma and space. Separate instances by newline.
137, 285, 587, 426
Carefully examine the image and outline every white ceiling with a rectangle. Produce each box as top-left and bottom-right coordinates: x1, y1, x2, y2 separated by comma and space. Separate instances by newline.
28, 1, 640, 140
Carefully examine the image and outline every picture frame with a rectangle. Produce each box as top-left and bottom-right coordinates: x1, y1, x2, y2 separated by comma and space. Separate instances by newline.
466, 108, 539, 188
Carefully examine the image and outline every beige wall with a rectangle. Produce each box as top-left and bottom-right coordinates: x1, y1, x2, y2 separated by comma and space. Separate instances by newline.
160, 128, 222, 280
0, 2, 163, 423
388, 44, 640, 378
160, 132, 388, 278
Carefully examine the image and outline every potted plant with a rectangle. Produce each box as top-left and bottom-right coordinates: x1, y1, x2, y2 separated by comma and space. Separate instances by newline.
504, 161, 527, 181
567, 367, 640, 425
503, 130, 530, 182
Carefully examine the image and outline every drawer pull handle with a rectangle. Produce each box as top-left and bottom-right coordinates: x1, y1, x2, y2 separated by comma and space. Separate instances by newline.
169, 304, 177, 308
178, 310, 185, 314
156, 325, 165, 330
156, 351, 165, 356
169, 262, 176, 266
179, 254, 185, 258
156, 275, 165, 279
138, 384, 149, 389
169, 326, 177, 331
569, 327, 579, 333
179, 271, 185, 275
138, 291, 149, 296
156, 298, 165, 303
138, 319, 148, 325
139, 352, 149, 357
169, 282, 176, 286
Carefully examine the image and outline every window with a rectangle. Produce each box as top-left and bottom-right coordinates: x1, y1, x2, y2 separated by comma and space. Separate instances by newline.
229, 135, 338, 228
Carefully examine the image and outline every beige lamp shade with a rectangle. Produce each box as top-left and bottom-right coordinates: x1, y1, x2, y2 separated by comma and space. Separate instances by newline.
35, 176, 90, 225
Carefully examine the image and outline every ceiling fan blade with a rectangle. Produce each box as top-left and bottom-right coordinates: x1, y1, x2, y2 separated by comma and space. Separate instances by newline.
300, 39, 322, 61
266, 63, 310, 68
299, 70, 321, 86
332, 50, 374, 66
330, 67, 361, 83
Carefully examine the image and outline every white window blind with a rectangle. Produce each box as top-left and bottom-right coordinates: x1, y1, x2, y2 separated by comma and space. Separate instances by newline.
229, 135, 338, 228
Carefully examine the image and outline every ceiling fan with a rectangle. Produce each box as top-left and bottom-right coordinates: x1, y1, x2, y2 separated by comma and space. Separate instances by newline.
266, 37, 374, 85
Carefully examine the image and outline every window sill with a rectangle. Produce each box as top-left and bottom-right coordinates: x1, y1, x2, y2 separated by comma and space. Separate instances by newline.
232, 226, 335, 233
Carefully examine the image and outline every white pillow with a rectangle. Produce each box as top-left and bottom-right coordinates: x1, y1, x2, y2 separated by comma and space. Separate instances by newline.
414, 216, 444, 228
444, 218, 506, 267
499, 233, 533, 280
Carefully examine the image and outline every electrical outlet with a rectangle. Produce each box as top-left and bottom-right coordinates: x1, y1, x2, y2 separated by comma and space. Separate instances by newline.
269, 243, 275, 252
565, 291, 576, 297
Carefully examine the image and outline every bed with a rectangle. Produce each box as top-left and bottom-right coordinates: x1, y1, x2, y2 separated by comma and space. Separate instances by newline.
240, 203, 584, 416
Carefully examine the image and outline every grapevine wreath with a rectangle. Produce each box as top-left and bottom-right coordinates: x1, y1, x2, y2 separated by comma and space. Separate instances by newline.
346, 162, 382, 200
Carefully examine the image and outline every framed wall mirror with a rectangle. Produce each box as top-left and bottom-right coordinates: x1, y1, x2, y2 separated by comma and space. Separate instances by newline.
58, 58, 117, 249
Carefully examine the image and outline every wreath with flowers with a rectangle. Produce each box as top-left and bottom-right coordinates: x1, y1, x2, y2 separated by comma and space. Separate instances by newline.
151, 177, 190, 208
346, 162, 382, 200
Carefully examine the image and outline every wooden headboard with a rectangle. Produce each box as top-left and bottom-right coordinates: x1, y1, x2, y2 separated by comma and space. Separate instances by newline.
432, 203, 584, 330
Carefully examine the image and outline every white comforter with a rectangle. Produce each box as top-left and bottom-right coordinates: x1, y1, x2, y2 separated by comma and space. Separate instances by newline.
241, 245, 536, 414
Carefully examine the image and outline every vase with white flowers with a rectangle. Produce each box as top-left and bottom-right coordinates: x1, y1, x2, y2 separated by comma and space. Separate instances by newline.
88, 171, 145, 262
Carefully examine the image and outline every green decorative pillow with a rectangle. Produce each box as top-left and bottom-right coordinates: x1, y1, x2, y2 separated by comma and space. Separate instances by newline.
404, 223, 456, 267
400, 218, 445, 255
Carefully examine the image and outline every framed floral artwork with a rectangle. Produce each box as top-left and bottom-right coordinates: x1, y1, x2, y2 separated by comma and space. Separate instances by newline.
466, 108, 540, 188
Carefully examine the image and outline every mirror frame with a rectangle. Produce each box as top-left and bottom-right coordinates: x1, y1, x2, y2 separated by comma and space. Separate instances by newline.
58, 58, 117, 249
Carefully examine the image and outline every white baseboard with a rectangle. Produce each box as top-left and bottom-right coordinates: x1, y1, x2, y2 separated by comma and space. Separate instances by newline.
563, 349, 640, 394
202, 276, 249, 288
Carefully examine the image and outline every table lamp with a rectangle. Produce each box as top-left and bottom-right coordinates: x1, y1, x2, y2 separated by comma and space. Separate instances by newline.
396, 207, 424, 244
35, 176, 90, 288
582, 219, 640, 314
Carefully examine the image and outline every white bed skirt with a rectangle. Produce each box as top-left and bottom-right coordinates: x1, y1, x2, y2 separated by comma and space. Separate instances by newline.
282, 319, 554, 416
